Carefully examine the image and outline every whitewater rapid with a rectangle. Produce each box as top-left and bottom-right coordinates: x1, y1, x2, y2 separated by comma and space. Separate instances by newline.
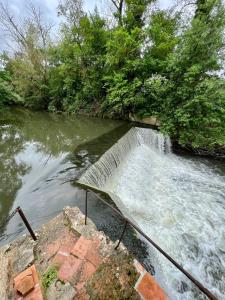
79, 128, 225, 299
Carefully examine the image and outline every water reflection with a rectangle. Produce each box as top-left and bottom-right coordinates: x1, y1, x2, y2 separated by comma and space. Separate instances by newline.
0, 108, 128, 244
0, 125, 28, 234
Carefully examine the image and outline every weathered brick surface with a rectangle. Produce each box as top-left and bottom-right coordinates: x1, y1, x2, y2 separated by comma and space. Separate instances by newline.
85, 239, 101, 267
45, 240, 61, 260
52, 252, 68, 268
23, 284, 43, 300
16, 275, 34, 296
58, 256, 83, 282
71, 236, 92, 260
3, 208, 169, 300
14, 265, 43, 300
137, 272, 167, 300
75, 261, 96, 291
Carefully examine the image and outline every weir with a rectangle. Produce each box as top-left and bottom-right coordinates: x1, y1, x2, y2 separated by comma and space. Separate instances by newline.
78, 127, 225, 299
78, 127, 171, 190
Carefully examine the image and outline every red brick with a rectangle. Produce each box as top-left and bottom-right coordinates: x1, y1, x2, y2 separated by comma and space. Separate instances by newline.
14, 268, 33, 286
58, 245, 72, 257
24, 285, 43, 300
85, 240, 101, 267
83, 261, 96, 279
61, 232, 79, 252
58, 256, 83, 282
71, 237, 92, 260
14, 265, 39, 295
30, 265, 39, 286
16, 275, 34, 296
45, 231, 78, 260
136, 273, 167, 300
14, 265, 42, 299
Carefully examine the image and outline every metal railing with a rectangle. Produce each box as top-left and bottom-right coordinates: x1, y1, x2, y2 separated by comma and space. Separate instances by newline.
0, 206, 37, 242
83, 188, 217, 300
0, 192, 218, 299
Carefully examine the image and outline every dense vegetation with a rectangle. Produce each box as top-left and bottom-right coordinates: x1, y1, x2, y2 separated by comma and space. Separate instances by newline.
0, 0, 225, 153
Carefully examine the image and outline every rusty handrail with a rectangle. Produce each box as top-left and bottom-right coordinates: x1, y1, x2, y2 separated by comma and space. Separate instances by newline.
83, 189, 217, 300
0, 206, 37, 242
16, 207, 37, 241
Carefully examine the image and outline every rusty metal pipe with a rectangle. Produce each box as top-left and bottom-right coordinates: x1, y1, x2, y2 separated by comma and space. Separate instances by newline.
16, 207, 37, 241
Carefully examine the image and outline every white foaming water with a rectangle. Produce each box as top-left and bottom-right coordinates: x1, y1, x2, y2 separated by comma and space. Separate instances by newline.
79, 128, 225, 299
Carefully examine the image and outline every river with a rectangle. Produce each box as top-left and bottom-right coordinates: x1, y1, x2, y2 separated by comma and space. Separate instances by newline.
0, 109, 225, 299
0, 108, 130, 245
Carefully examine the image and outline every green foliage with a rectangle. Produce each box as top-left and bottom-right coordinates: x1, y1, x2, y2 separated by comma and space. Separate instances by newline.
1, 0, 225, 153
0, 70, 20, 109
48, 10, 108, 113
161, 78, 225, 149
42, 267, 58, 289
143, 11, 179, 74
124, 0, 155, 30
138, 74, 173, 117
7, 57, 49, 109
102, 73, 143, 117
158, 0, 225, 150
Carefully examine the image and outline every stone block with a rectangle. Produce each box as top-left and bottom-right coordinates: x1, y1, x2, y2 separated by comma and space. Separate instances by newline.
46, 281, 76, 300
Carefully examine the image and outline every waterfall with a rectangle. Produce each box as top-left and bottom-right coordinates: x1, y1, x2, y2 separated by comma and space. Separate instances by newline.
78, 127, 225, 300
79, 127, 171, 189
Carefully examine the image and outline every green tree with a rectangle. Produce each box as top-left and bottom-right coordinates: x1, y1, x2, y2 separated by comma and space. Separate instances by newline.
0, 69, 19, 109
143, 10, 179, 75
102, 1, 155, 117
49, 9, 108, 113
158, 0, 225, 150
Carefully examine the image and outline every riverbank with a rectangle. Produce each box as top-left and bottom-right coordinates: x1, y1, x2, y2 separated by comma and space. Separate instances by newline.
129, 114, 225, 161
0, 206, 167, 300
1, 106, 224, 160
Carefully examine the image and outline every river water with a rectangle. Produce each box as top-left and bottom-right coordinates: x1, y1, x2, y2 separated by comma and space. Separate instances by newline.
79, 127, 225, 299
0, 108, 130, 244
111, 142, 225, 299
0, 109, 225, 299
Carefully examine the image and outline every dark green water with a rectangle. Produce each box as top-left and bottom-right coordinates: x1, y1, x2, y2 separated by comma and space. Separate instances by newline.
0, 108, 131, 245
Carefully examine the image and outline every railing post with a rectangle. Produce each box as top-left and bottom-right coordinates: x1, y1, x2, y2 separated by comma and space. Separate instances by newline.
85, 190, 88, 225
16, 207, 37, 241
115, 220, 128, 250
